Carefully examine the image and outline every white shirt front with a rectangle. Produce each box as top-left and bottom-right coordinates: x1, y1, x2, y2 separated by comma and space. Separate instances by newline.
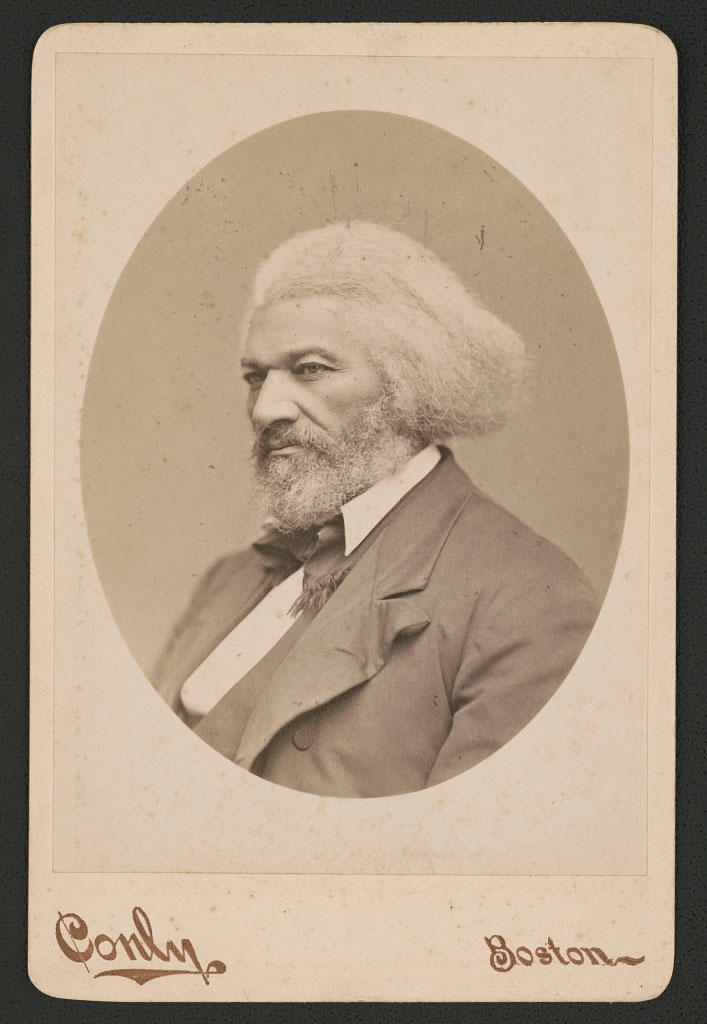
180, 444, 441, 717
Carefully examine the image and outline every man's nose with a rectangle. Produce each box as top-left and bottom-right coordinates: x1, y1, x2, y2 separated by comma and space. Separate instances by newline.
250, 370, 300, 429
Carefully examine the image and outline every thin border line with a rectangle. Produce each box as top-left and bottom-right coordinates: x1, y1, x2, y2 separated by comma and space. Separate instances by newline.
56, 51, 655, 60
646, 55, 654, 878
54, 870, 648, 877
50, 51, 652, 881
51, 50, 57, 874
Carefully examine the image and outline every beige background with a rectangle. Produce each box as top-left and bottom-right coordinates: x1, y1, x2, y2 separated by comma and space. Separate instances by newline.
30, 23, 676, 1001
80, 108, 628, 674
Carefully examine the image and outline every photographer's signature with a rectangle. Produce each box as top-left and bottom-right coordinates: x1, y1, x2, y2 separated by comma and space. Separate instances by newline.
55, 906, 226, 986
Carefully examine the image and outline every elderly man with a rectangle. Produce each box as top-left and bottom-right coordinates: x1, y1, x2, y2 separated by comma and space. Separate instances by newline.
152, 220, 597, 798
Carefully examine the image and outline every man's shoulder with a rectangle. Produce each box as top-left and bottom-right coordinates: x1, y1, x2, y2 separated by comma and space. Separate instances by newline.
439, 469, 594, 597
189, 544, 264, 606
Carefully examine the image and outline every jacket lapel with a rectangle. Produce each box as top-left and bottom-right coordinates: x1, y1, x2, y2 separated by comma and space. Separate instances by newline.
233, 450, 474, 772
152, 546, 273, 714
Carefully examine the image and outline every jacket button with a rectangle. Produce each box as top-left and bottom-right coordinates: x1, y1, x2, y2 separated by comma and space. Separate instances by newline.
292, 726, 314, 751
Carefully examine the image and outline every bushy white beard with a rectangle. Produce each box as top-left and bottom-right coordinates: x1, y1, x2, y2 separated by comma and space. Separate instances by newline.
252, 396, 418, 533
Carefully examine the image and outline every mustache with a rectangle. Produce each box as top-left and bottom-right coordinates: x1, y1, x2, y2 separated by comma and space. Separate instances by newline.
253, 423, 330, 458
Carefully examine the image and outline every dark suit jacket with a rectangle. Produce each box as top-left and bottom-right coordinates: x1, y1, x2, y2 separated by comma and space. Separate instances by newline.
152, 451, 598, 797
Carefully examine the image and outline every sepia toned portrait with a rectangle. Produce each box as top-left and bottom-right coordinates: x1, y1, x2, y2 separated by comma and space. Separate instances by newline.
31, 25, 675, 1001
80, 109, 628, 799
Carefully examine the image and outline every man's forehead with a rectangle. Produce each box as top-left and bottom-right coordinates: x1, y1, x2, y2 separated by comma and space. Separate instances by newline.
243, 295, 361, 360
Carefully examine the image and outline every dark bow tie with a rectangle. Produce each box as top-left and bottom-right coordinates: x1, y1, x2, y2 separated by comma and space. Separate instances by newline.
253, 515, 350, 616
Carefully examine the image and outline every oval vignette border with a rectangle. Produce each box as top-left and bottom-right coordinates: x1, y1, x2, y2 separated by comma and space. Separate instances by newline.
80, 109, 629, 694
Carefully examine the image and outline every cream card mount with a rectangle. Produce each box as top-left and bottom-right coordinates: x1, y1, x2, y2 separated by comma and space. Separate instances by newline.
30, 22, 676, 1001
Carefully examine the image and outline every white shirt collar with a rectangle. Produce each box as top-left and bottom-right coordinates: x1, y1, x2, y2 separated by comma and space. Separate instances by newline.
340, 444, 441, 556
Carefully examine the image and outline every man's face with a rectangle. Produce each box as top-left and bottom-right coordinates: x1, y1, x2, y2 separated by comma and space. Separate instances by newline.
241, 295, 385, 444
241, 295, 416, 532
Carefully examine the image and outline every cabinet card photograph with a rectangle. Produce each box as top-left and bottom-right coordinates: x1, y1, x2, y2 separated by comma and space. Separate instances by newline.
30, 22, 676, 1001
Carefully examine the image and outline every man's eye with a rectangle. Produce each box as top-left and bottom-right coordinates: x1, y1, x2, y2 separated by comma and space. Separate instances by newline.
243, 371, 264, 387
294, 362, 329, 378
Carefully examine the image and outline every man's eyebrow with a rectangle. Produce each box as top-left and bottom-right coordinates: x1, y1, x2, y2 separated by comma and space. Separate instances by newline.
240, 345, 340, 369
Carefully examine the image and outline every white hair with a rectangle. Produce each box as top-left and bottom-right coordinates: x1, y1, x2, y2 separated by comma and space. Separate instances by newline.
241, 220, 527, 440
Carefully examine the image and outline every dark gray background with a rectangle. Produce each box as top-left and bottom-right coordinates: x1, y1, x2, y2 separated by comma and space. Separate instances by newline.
4, 1, 702, 1019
